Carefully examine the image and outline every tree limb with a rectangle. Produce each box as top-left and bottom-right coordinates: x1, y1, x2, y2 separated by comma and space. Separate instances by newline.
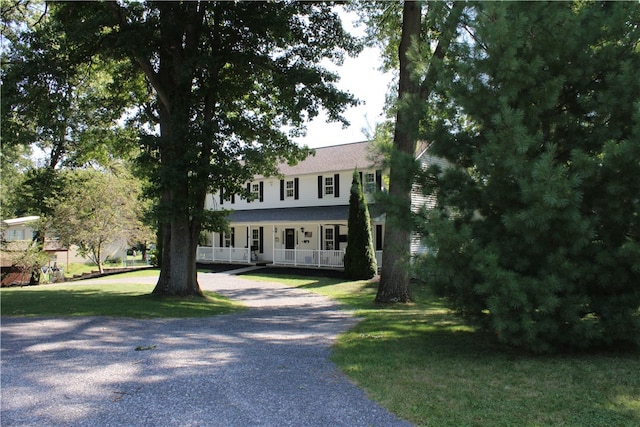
108, 2, 173, 113
419, 1, 464, 101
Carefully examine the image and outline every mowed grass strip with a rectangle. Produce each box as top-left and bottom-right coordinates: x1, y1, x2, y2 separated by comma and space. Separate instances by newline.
242, 272, 640, 427
1, 270, 245, 318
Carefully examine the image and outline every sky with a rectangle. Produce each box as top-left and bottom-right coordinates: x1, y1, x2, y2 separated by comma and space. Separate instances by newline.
294, 13, 395, 149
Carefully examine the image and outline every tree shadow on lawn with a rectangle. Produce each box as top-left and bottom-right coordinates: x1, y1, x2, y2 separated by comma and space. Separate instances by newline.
0, 287, 244, 318
331, 282, 640, 426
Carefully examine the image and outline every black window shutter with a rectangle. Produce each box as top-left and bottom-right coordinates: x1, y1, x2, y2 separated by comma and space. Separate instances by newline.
219, 233, 223, 247
376, 170, 382, 191
294, 178, 299, 200
376, 224, 383, 250
219, 187, 223, 205
231, 194, 235, 204
359, 171, 363, 189
246, 183, 251, 203
334, 174, 340, 198
318, 176, 323, 198
320, 226, 323, 249
259, 227, 264, 253
280, 179, 285, 200
259, 182, 264, 202
246, 227, 249, 247
231, 227, 235, 247
334, 225, 340, 249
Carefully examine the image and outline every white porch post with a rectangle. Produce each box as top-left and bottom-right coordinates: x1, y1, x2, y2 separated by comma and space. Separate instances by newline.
317, 224, 321, 268
211, 231, 216, 261
248, 225, 252, 262
272, 225, 276, 265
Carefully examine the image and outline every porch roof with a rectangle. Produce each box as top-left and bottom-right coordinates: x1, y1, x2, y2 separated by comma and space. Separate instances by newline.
228, 205, 349, 224
227, 204, 384, 224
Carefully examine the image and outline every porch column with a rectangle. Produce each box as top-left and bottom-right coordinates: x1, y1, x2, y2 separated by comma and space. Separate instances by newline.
317, 224, 321, 268
211, 231, 215, 262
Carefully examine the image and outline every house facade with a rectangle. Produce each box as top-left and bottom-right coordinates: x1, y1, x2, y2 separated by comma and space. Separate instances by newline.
198, 141, 386, 269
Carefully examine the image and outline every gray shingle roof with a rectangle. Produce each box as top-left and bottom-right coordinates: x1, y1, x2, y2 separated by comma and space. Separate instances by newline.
277, 140, 381, 176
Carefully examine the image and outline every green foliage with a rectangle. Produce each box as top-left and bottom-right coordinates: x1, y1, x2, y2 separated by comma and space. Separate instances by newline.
416, 1, 640, 352
3, 241, 50, 285
26, 2, 363, 293
344, 169, 378, 280
51, 167, 151, 273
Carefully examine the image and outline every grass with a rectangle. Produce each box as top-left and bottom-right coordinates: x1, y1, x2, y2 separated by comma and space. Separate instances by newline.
242, 271, 640, 427
1, 270, 245, 318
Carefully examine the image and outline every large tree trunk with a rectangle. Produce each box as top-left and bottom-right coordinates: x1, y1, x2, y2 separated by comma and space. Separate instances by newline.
376, 0, 422, 303
149, 3, 206, 297
376, 1, 464, 303
151, 111, 205, 297
153, 213, 202, 297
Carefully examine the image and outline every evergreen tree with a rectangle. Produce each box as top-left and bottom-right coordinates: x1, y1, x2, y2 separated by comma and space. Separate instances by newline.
416, 1, 640, 352
344, 169, 377, 280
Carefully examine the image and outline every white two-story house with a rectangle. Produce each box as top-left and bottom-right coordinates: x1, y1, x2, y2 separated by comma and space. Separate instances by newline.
198, 141, 386, 269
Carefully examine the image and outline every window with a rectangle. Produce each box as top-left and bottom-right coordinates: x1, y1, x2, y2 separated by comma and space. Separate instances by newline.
324, 228, 334, 250
252, 229, 260, 251
364, 172, 376, 193
324, 176, 334, 196
7, 229, 24, 241
286, 180, 294, 198
224, 228, 235, 247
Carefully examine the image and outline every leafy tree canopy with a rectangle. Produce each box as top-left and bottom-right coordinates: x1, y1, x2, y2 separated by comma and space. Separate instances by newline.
51, 166, 151, 274
22, 1, 363, 296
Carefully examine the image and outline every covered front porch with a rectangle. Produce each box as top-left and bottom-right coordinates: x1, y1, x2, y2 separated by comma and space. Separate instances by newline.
195, 206, 384, 270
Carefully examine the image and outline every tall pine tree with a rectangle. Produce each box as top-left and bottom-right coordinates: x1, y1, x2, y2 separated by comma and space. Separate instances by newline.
417, 1, 640, 352
344, 169, 377, 280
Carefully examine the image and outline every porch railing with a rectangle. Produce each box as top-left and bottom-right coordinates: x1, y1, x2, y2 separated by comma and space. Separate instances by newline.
196, 246, 383, 271
196, 246, 251, 263
273, 249, 345, 268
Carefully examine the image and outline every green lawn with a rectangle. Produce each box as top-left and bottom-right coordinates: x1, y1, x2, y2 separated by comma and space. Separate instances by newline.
1, 270, 245, 318
242, 272, 640, 427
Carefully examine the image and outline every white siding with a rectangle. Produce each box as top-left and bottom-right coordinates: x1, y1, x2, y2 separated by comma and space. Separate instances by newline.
211, 168, 382, 212
410, 151, 451, 256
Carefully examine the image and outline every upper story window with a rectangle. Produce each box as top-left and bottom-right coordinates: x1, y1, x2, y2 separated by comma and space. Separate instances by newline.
324, 176, 334, 196
280, 178, 299, 200
317, 174, 340, 198
247, 181, 264, 203
364, 172, 376, 193
286, 180, 295, 198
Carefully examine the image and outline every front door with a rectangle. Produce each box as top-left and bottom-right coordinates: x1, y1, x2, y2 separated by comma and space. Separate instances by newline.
285, 228, 295, 249
285, 228, 295, 261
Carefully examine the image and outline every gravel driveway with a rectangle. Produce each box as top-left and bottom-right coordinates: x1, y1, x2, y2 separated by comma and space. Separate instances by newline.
1, 269, 411, 426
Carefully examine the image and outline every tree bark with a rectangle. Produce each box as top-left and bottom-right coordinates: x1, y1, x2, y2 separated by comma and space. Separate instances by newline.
376, 1, 463, 303
148, 3, 206, 297
376, 0, 423, 303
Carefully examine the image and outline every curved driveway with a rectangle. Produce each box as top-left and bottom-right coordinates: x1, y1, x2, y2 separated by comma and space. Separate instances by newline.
1, 270, 411, 426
